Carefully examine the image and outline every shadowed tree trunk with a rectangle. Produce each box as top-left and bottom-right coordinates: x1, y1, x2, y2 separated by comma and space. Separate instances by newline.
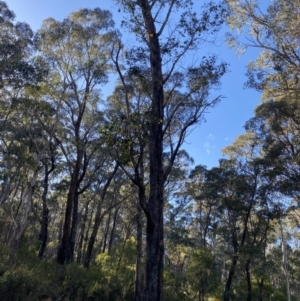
38, 156, 55, 259
77, 200, 91, 263
102, 208, 112, 253
84, 163, 119, 268
108, 205, 120, 255
245, 259, 252, 301
57, 150, 82, 264
138, 1, 165, 300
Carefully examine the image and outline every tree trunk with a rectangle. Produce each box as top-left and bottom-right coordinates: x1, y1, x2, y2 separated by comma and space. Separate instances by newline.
57, 148, 83, 264
245, 259, 252, 301
135, 194, 144, 301
257, 278, 264, 301
8, 175, 37, 265
108, 206, 120, 255
77, 201, 90, 263
280, 218, 291, 301
38, 204, 49, 259
38, 158, 55, 259
82, 205, 94, 261
66, 191, 79, 263
57, 176, 76, 264
223, 253, 238, 301
83, 195, 104, 268
138, 1, 165, 300
102, 208, 112, 253
84, 163, 118, 268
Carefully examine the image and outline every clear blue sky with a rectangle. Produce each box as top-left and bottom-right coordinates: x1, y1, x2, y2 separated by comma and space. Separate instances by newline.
8, 0, 262, 169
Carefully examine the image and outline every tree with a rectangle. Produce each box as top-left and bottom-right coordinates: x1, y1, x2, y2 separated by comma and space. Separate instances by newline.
226, 0, 300, 98
38, 8, 119, 264
0, 0, 45, 209
113, 1, 226, 299
0, 1, 51, 264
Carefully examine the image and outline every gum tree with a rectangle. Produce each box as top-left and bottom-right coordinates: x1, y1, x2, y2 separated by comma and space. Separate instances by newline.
114, 1, 227, 300
39, 8, 119, 264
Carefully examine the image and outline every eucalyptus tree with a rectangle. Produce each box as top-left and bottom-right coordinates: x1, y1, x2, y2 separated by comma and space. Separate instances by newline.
186, 164, 220, 301
221, 140, 273, 301
0, 0, 44, 208
235, 99, 300, 301
103, 71, 150, 301
112, 1, 227, 299
226, 0, 300, 99
245, 99, 300, 199
0, 1, 53, 264
189, 148, 272, 301
39, 8, 120, 264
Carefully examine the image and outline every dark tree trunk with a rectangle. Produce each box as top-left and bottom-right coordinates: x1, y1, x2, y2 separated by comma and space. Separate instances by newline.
102, 209, 112, 253
38, 168, 49, 259
83, 195, 104, 268
84, 163, 119, 268
57, 148, 83, 264
245, 259, 252, 301
199, 273, 207, 301
38, 206, 49, 258
57, 174, 79, 264
223, 192, 254, 300
66, 191, 79, 263
108, 206, 120, 255
138, 1, 164, 300
257, 278, 264, 301
38, 158, 55, 259
223, 253, 238, 301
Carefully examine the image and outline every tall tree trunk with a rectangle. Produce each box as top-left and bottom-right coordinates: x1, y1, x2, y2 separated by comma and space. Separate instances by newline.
57, 148, 83, 264
138, 1, 164, 300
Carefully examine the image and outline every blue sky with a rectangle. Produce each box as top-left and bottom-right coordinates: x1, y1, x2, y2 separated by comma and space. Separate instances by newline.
8, 0, 262, 169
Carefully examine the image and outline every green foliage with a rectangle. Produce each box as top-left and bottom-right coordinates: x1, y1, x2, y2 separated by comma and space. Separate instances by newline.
0, 258, 119, 301
94, 238, 136, 301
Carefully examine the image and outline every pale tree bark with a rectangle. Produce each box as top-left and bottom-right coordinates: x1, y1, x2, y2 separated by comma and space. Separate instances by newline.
135, 192, 144, 301
8, 172, 38, 265
76, 200, 91, 263
279, 218, 291, 301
